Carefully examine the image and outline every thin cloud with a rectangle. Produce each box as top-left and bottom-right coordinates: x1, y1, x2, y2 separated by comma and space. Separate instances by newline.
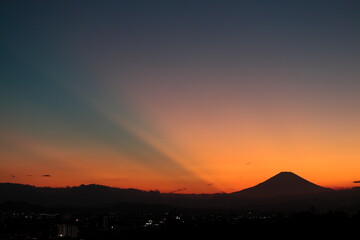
169, 188, 187, 193
353, 181, 360, 183
42, 174, 52, 177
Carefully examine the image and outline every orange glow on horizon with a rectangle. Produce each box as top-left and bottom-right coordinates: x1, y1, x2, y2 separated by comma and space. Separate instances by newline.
1, 122, 360, 193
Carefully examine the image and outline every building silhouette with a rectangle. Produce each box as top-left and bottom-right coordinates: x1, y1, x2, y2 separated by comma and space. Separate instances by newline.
102, 216, 109, 230
58, 224, 79, 238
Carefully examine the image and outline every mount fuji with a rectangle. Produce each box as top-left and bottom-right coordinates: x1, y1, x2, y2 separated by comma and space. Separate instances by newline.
233, 171, 332, 196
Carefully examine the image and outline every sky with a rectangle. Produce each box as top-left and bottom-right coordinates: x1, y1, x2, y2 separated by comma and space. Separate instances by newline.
1, 0, 360, 193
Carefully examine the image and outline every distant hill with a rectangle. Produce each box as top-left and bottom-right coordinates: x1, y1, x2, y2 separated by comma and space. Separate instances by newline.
2, 173, 360, 212
233, 172, 332, 197
0, 182, 219, 209
0, 182, 163, 207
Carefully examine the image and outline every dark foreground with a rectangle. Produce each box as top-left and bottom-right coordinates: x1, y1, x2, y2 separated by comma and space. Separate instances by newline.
1, 202, 360, 239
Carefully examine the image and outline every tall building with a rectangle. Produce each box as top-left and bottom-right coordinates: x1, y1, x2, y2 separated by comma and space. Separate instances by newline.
102, 216, 109, 230
58, 224, 79, 238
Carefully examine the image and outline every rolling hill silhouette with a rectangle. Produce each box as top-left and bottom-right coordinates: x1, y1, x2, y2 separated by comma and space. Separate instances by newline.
4, 172, 360, 212
233, 172, 332, 196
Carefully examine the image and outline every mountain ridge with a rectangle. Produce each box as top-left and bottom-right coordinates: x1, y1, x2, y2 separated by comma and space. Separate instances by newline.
232, 171, 332, 196
3, 172, 356, 211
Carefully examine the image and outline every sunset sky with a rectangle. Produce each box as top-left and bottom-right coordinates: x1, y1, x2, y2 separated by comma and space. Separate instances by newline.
1, 0, 360, 193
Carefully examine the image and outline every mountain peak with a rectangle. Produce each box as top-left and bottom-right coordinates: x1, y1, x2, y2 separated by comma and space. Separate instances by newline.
276, 171, 297, 176
273, 171, 304, 179
235, 171, 331, 196
279, 171, 295, 174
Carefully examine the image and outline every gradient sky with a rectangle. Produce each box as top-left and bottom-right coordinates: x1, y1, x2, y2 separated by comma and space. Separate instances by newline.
1, 0, 360, 193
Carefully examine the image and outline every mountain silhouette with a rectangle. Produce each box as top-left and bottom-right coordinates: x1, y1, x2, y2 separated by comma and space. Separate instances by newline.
234, 172, 332, 196
0, 183, 164, 207
5, 172, 359, 212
